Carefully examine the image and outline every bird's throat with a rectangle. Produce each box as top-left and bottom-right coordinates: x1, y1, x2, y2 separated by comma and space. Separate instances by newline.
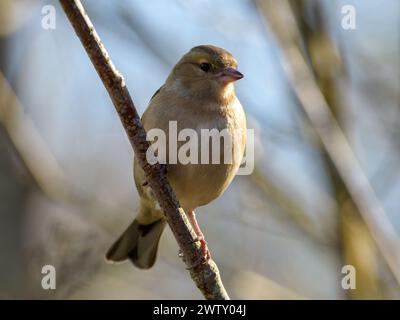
169, 78, 236, 107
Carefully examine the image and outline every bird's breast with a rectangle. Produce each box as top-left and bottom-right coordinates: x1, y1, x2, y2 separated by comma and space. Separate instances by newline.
139, 93, 246, 212
165, 100, 246, 211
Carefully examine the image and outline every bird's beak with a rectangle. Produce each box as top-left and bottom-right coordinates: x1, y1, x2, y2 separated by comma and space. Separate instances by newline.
219, 67, 244, 82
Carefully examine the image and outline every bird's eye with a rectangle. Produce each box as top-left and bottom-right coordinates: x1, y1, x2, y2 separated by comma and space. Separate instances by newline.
199, 63, 211, 72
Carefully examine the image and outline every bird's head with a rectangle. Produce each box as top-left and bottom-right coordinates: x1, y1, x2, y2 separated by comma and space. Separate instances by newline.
166, 45, 243, 103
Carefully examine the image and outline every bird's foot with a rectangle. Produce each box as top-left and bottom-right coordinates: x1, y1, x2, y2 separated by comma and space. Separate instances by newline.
178, 236, 211, 270
193, 235, 211, 262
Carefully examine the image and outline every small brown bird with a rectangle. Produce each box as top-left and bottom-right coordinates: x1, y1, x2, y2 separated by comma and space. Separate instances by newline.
106, 45, 246, 269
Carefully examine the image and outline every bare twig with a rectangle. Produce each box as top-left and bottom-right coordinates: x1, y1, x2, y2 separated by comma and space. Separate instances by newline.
59, 0, 229, 299
256, 0, 400, 284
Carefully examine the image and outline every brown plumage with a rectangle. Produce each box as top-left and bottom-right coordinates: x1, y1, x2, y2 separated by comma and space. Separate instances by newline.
106, 45, 247, 269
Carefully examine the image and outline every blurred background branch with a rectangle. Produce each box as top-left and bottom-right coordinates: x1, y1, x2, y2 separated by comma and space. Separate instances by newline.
256, 0, 400, 289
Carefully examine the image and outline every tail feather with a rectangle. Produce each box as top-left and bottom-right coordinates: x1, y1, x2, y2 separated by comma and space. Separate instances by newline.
105, 219, 165, 269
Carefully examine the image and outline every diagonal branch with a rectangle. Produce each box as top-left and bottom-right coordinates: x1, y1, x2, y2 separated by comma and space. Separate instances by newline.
59, 0, 229, 300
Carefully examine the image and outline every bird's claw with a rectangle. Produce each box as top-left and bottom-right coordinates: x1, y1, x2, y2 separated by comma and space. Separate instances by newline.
178, 237, 211, 270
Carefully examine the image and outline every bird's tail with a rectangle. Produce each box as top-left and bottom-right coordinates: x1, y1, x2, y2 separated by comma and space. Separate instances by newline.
105, 218, 166, 269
